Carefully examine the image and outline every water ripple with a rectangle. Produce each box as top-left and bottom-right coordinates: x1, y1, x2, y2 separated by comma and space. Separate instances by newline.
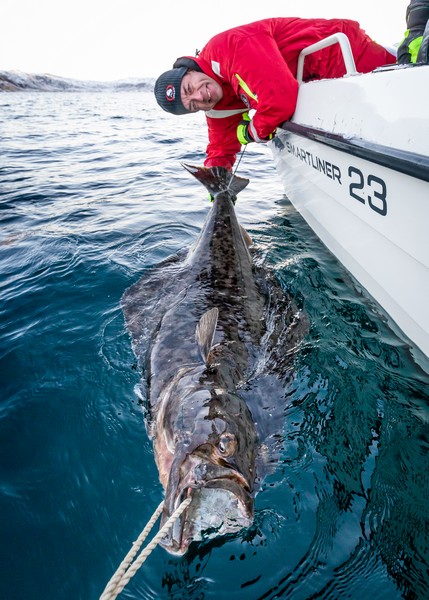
0, 91, 428, 600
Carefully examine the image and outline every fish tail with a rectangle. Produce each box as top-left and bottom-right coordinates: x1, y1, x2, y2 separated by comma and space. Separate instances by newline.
182, 163, 249, 198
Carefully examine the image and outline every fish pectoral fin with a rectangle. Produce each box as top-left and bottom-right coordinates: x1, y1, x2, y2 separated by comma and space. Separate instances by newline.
195, 307, 219, 363
240, 225, 252, 247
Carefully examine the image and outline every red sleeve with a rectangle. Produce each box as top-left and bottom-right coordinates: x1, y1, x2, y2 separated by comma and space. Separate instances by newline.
204, 112, 243, 170
232, 33, 299, 139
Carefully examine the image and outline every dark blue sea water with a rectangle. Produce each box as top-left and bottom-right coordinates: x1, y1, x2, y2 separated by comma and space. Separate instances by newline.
1, 90, 428, 600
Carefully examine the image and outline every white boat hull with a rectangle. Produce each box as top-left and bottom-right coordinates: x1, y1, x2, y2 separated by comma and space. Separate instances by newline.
271, 65, 429, 362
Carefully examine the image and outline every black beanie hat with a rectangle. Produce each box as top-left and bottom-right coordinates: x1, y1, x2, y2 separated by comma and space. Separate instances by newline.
154, 66, 188, 115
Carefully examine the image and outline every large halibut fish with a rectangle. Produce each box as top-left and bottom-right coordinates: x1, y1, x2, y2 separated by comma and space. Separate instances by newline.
121, 165, 306, 555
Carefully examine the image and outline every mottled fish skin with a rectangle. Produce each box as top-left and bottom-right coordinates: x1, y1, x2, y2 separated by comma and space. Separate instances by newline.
121, 165, 306, 554
123, 168, 264, 408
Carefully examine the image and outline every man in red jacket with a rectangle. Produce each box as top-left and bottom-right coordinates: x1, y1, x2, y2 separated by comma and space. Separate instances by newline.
154, 18, 396, 171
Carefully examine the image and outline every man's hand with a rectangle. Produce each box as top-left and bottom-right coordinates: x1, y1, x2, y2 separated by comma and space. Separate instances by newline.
237, 113, 275, 145
237, 115, 254, 145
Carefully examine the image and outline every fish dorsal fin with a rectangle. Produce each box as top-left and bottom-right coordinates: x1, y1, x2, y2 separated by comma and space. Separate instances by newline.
196, 307, 219, 363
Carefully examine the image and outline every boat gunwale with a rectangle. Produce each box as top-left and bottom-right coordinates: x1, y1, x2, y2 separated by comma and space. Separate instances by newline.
277, 121, 429, 183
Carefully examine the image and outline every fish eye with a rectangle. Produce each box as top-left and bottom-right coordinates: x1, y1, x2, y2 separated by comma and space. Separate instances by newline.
218, 433, 237, 456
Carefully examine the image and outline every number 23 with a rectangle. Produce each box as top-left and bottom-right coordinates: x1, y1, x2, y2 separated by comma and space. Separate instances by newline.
348, 167, 387, 216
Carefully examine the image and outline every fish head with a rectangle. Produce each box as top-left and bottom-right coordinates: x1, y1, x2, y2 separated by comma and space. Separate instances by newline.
159, 388, 258, 555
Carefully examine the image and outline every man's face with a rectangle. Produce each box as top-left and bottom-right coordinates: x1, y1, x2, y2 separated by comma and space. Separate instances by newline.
181, 71, 223, 113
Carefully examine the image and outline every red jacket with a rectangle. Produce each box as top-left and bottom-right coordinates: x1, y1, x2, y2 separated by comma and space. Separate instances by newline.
185, 18, 395, 169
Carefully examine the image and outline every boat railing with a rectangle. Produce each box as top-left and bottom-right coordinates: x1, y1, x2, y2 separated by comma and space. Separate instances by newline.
296, 32, 357, 83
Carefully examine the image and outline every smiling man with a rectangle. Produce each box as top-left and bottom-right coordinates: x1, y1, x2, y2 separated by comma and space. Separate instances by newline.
154, 17, 396, 171
181, 70, 223, 113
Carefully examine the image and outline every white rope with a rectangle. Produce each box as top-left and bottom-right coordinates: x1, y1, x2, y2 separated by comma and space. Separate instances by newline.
99, 496, 192, 600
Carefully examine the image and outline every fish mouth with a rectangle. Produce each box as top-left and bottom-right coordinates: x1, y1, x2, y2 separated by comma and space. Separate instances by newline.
159, 469, 254, 556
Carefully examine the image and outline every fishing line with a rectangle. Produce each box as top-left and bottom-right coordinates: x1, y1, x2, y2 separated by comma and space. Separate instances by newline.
227, 144, 247, 190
